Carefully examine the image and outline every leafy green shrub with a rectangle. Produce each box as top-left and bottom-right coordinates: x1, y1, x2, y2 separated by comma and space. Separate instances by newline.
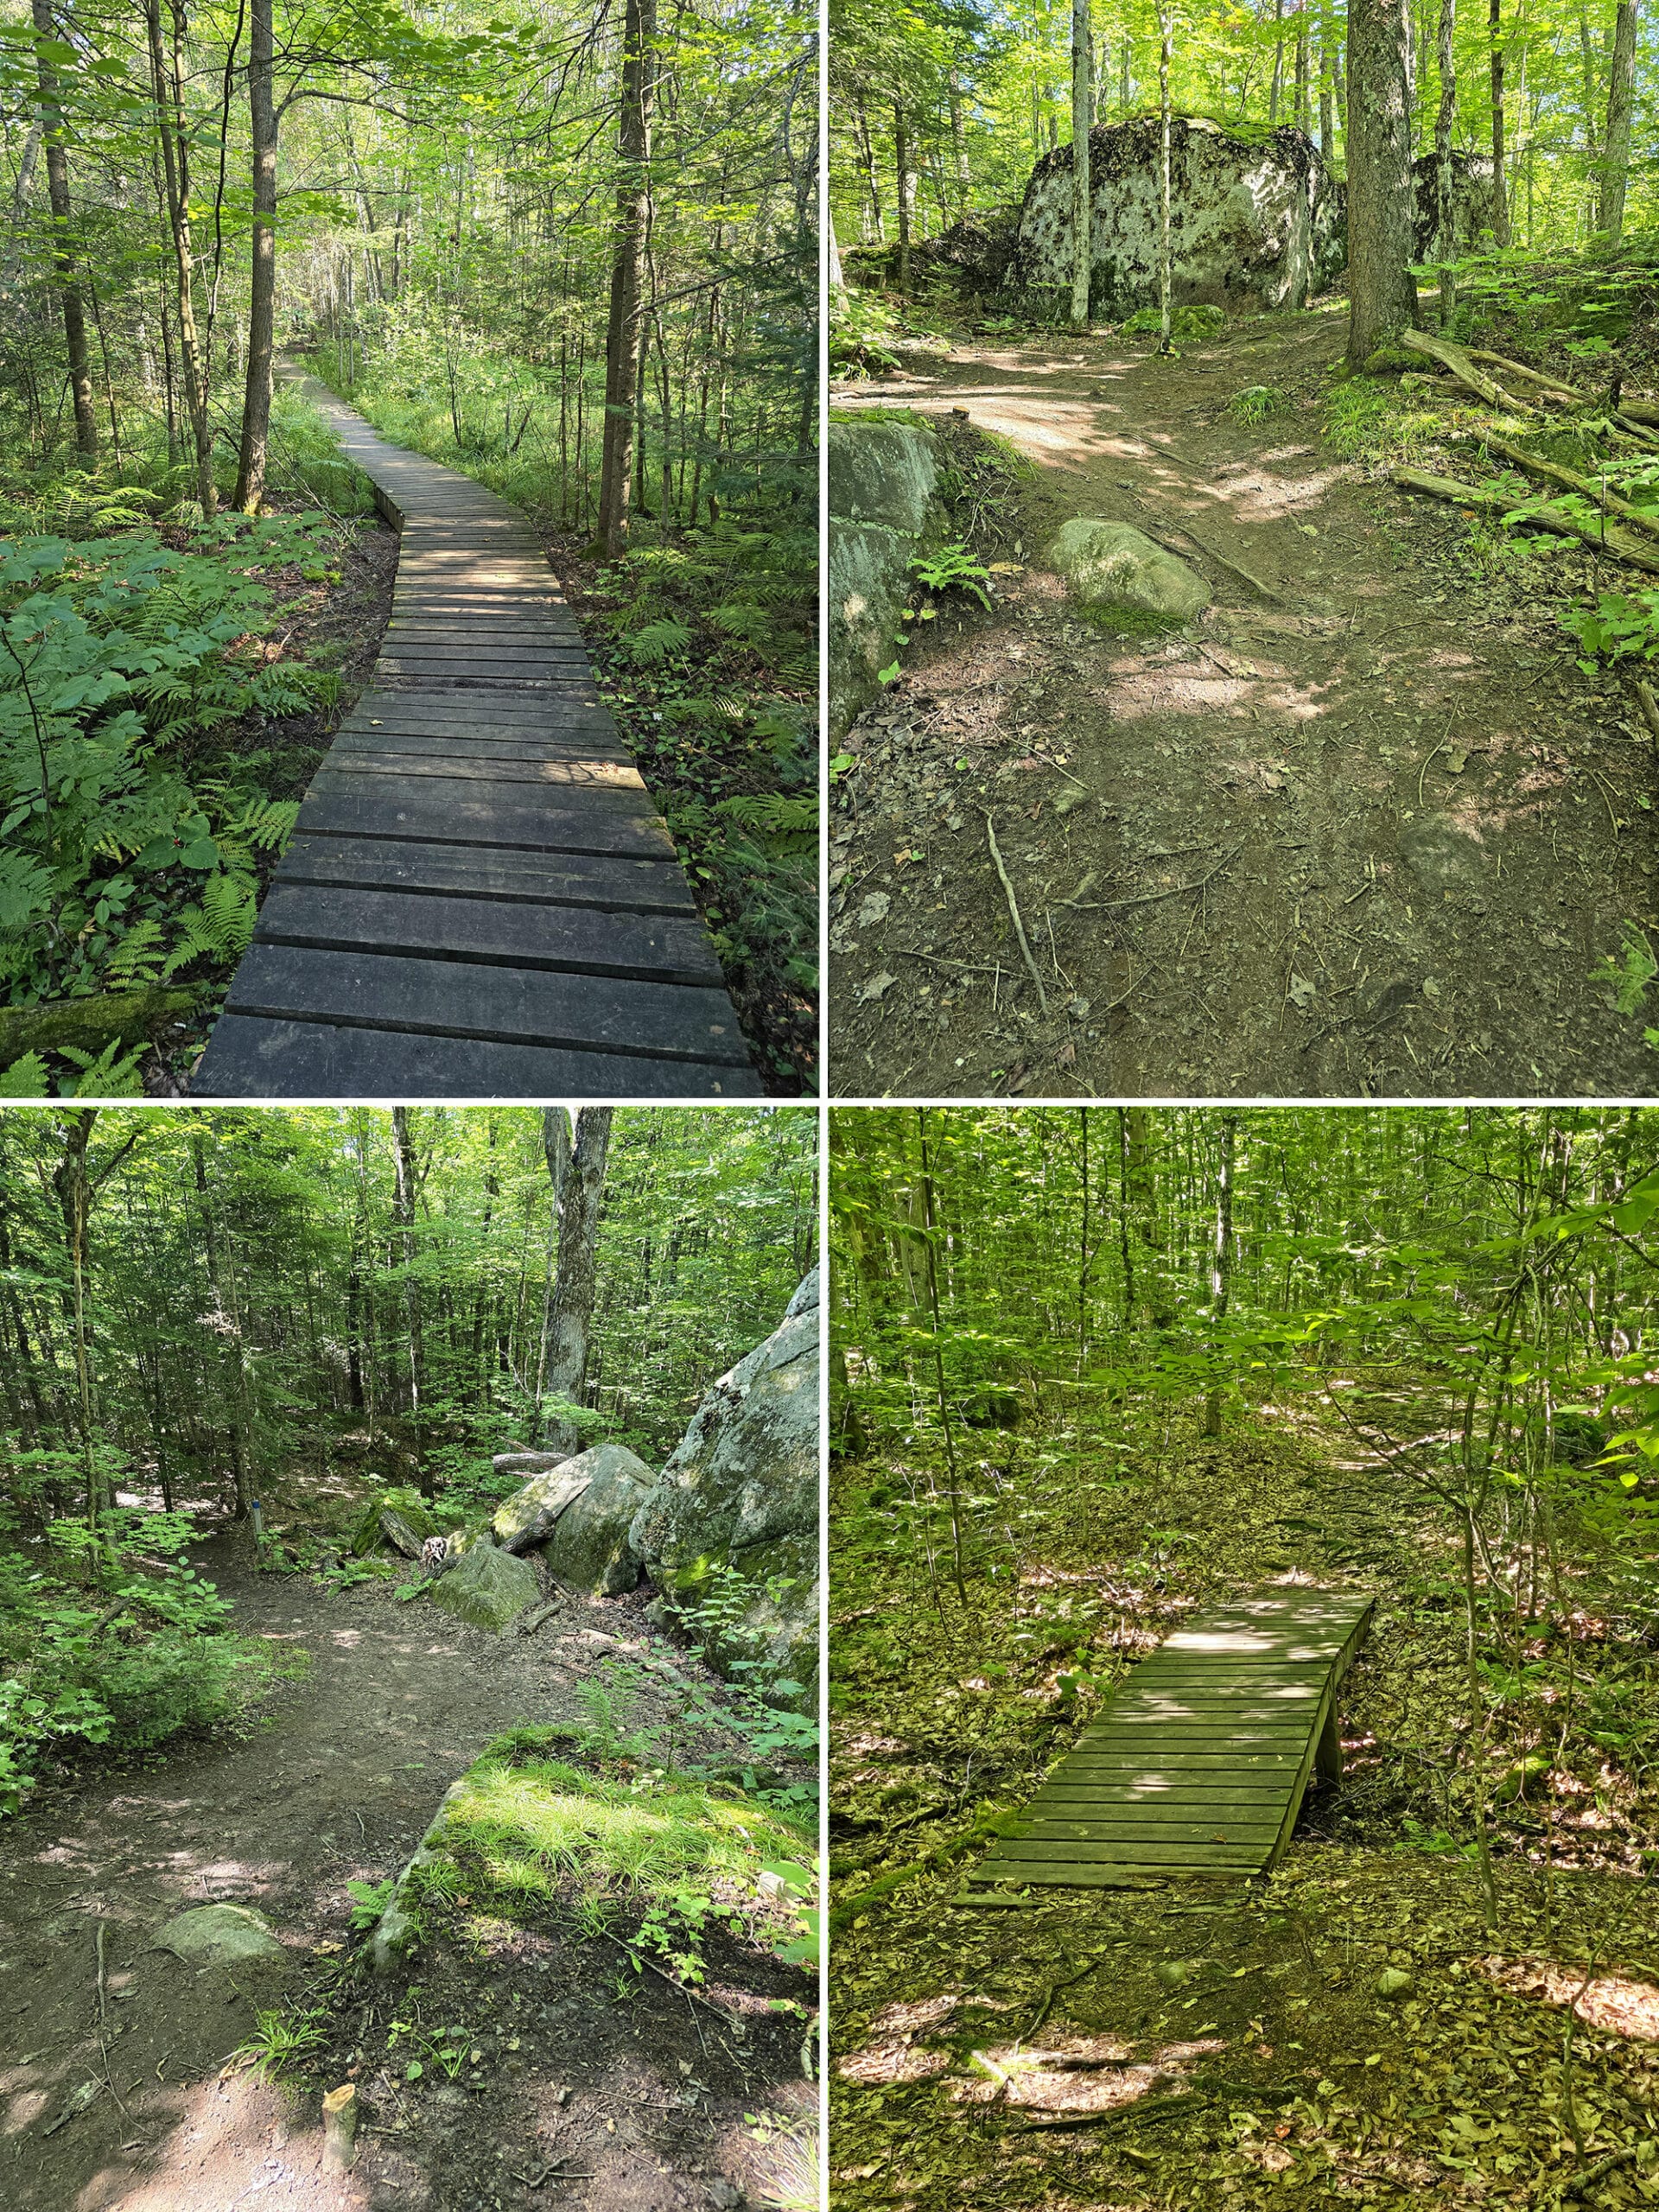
1121, 302, 1226, 340
0, 1505, 287, 1809
908, 540, 993, 609
0, 521, 334, 1012
1563, 587, 1659, 670
1226, 384, 1286, 423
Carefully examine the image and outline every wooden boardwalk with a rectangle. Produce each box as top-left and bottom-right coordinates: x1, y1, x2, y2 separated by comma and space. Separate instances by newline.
194, 378, 760, 1097
966, 1591, 1373, 1891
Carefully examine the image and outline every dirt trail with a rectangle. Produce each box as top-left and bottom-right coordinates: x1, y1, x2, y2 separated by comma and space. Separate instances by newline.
830, 313, 1659, 1098
0, 1541, 796, 2212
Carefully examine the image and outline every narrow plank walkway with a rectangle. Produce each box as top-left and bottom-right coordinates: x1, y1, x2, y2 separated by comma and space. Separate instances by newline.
194, 376, 760, 1097
966, 1591, 1374, 1891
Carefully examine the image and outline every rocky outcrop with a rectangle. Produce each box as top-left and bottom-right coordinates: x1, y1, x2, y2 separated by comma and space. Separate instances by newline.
630, 1271, 820, 1711
829, 416, 949, 736
429, 1541, 539, 1632
1048, 519, 1211, 620
907, 207, 1022, 291
1012, 117, 1344, 316
492, 1462, 591, 1548
540, 1443, 657, 1597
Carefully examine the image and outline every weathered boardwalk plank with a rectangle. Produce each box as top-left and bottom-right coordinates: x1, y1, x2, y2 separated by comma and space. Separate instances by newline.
965, 1591, 1373, 1891
194, 376, 759, 1096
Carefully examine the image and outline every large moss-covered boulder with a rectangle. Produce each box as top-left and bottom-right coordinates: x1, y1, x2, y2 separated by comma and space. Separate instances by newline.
1048, 519, 1211, 621
429, 1541, 538, 1631
1012, 116, 1344, 315
152, 1904, 283, 1967
630, 1272, 820, 1710
492, 1463, 591, 1548
543, 1444, 656, 1596
828, 415, 950, 736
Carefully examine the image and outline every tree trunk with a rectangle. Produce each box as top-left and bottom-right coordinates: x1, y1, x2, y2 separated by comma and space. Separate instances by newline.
1294, 2, 1311, 130
948, 75, 972, 214
1070, 0, 1093, 327
52, 1114, 101, 1523
597, 0, 654, 557
30, 0, 97, 461
1202, 1115, 1237, 1438
1345, 0, 1420, 366
232, 0, 276, 512
1434, 0, 1458, 322
1270, 0, 1287, 121
391, 1106, 428, 1491
894, 102, 913, 290
1488, 0, 1511, 246
538, 1109, 612, 1452
191, 1130, 250, 1520
1319, 8, 1337, 151
1157, 3, 1173, 351
144, 0, 216, 515
1601, 1, 1638, 238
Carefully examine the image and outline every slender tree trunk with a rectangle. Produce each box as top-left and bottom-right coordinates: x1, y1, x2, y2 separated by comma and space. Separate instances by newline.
1601, 1, 1638, 238
191, 1130, 250, 1521
1071, 0, 1093, 327
894, 102, 913, 289
1320, 8, 1337, 150
597, 0, 654, 556
916, 1111, 968, 1607
1271, 0, 1287, 121
1202, 1115, 1237, 1438
145, 0, 216, 514
1488, 0, 1511, 245
539, 1109, 612, 1452
1157, 3, 1173, 350
391, 1107, 428, 1491
30, 0, 97, 461
1294, 1, 1311, 130
948, 75, 972, 214
233, 0, 276, 512
1434, 0, 1459, 321
1346, 0, 1420, 366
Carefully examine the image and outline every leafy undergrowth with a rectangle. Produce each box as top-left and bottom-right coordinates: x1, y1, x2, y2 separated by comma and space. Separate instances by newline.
830, 1384, 1659, 2209
0, 390, 388, 1095
0, 1469, 293, 1813
310, 346, 819, 1094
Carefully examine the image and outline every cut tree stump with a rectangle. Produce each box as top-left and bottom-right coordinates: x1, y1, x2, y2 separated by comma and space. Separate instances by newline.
322, 2082, 357, 2171
191, 372, 759, 1099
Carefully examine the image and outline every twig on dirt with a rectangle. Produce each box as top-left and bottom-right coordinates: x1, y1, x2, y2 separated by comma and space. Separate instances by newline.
1160, 525, 1282, 606
1560, 2145, 1641, 2201
635, 1953, 741, 2027
1026, 1948, 1115, 2039
1071, 840, 1247, 913
1101, 960, 1157, 1015
1058, 871, 1099, 908
895, 948, 1007, 977
1029, 749, 1089, 789
1417, 737, 1448, 808
95, 1922, 107, 2030
983, 813, 1050, 1015
1584, 765, 1622, 838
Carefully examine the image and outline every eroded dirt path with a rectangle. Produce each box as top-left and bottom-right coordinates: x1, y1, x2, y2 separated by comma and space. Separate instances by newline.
830, 312, 1659, 1097
0, 1543, 802, 2212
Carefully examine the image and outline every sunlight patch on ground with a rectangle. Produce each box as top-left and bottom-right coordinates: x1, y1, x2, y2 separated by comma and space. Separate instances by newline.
1480, 1956, 1659, 2038
327, 1630, 361, 1648
951, 2032, 1224, 2112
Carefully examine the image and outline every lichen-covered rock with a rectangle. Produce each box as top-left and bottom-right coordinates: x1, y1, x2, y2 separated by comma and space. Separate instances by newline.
1409, 150, 1497, 260
349, 1495, 436, 1555
428, 1540, 538, 1631
492, 1464, 591, 1548
828, 416, 949, 735
908, 207, 1022, 291
630, 1271, 820, 1710
542, 1443, 656, 1596
1011, 117, 1344, 316
1049, 519, 1211, 620
152, 1903, 283, 1967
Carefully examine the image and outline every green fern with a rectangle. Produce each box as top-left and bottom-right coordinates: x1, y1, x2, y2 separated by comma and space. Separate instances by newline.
58, 1039, 147, 1097
705, 602, 772, 645
0, 852, 57, 935
627, 617, 693, 666
103, 918, 167, 985
0, 1052, 51, 1097
161, 873, 257, 977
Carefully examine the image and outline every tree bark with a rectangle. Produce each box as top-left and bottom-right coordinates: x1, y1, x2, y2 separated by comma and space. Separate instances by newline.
1202, 1114, 1237, 1438
538, 1109, 612, 1452
191, 1128, 250, 1520
1071, 0, 1092, 327
597, 0, 654, 557
1601, 1, 1638, 238
1488, 0, 1511, 246
30, 0, 97, 461
894, 101, 913, 290
1345, 0, 1420, 367
232, 0, 276, 512
391, 1106, 428, 1491
1433, 0, 1458, 321
144, 0, 216, 515
1157, 2, 1173, 351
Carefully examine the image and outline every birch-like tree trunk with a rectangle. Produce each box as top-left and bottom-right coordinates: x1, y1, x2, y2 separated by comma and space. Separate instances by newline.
232, 0, 276, 512
597, 0, 655, 556
1488, 0, 1511, 245
539, 1109, 613, 1452
30, 0, 97, 460
1157, 2, 1173, 352
1070, 0, 1092, 327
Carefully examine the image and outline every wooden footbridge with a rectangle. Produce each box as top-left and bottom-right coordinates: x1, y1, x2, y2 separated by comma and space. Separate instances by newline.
964, 1591, 1373, 1893
194, 377, 759, 1098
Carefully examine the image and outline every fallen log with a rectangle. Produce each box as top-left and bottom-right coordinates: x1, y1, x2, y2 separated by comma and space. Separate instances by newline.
1399, 327, 1540, 414
1475, 430, 1659, 543
1461, 346, 1586, 405
514, 1596, 562, 1637
0, 986, 196, 1069
1388, 465, 1659, 575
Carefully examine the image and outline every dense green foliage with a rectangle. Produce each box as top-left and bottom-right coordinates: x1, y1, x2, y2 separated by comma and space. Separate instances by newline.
0, 1103, 817, 1803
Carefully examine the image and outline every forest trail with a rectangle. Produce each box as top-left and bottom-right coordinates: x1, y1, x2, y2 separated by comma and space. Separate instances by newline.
831, 314, 1659, 1098
1, 1541, 773, 2212
194, 374, 758, 1102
